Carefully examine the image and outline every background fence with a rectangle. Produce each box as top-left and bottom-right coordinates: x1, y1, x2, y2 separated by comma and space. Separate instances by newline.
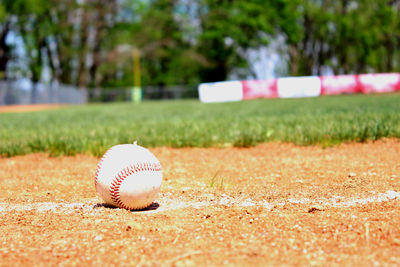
0, 81, 198, 105
0, 81, 88, 105
199, 73, 400, 103
88, 85, 198, 102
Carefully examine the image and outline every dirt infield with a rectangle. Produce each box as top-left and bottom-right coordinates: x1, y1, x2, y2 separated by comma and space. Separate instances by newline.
0, 104, 66, 113
0, 140, 399, 266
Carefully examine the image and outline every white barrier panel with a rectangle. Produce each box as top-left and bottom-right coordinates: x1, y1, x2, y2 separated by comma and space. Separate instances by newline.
358, 73, 400, 93
198, 81, 243, 103
277, 76, 321, 98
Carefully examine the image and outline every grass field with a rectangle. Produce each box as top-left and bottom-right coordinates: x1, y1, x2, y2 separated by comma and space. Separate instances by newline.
1, 93, 400, 157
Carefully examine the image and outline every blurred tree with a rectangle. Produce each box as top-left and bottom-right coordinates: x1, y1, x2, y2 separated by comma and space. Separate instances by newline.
269, 0, 303, 76
0, 0, 13, 80
130, 0, 203, 97
87, 0, 119, 88
282, 0, 400, 76
10, 0, 53, 102
50, 0, 119, 88
2, 0, 400, 94
360, 0, 400, 72
9, 0, 120, 90
197, 0, 276, 82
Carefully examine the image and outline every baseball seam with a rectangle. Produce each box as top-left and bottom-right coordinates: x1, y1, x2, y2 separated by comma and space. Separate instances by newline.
109, 162, 162, 210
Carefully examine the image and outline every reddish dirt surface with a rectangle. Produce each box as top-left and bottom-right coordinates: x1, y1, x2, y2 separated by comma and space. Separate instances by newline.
0, 140, 399, 266
0, 104, 66, 113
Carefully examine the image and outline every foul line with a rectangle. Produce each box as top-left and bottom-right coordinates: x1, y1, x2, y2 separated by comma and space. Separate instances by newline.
0, 190, 399, 214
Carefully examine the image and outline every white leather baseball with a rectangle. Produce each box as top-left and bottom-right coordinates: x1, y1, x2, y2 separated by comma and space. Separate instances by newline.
94, 142, 162, 210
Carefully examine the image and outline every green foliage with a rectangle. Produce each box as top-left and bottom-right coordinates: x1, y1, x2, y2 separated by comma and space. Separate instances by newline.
1, 93, 400, 156
283, 0, 400, 75
0, 5, 6, 22
2, 0, 400, 87
197, 0, 280, 81
132, 0, 200, 87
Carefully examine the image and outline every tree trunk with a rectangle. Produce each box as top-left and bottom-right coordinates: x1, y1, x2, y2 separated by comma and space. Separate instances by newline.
77, 7, 89, 87
0, 21, 11, 80
289, 45, 298, 76
385, 34, 393, 71
88, 0, 117, 88
30, 36, 46, 104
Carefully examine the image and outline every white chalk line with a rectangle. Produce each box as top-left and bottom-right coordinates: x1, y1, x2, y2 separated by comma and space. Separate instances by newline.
0, 190, 399, 214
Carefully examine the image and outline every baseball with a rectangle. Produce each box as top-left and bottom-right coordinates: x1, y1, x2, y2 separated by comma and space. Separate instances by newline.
94, 142, 162, 210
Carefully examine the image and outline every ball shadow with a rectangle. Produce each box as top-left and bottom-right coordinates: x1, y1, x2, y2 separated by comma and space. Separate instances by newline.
93, 203, 117, 209
93, 202, 160, 212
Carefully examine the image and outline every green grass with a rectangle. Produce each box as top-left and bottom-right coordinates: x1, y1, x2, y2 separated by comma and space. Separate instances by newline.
209, 170, 225, 191
1, 93, 400, 156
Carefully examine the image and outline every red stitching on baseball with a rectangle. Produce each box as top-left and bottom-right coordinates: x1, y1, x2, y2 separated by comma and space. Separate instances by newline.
110, 162, 162, 210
